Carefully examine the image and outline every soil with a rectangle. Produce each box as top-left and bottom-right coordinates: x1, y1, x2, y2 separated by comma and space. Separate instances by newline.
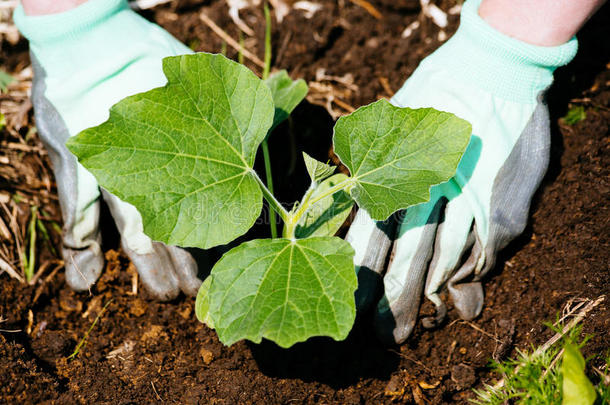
1, 1, 609, 404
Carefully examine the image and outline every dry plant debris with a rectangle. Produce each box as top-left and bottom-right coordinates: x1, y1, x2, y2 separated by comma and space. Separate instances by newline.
1, 14, 62, 286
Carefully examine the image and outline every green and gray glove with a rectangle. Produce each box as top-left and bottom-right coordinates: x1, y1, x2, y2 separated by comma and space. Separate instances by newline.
14, 0, 202, 300
346, 0, 577, 344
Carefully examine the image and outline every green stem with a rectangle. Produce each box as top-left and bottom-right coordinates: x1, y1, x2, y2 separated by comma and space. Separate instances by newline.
261, 141, 277, 238
25, 206, 37, 283
260, 1, 277, 237
238, 32, 244, 65
68, 298, 113, 360
252, 170, 289, 224
284, 178, 352, 239
262, 2, 272, 81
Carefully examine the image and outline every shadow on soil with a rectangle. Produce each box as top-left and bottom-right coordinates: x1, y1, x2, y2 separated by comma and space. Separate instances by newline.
249, 313, 400, 387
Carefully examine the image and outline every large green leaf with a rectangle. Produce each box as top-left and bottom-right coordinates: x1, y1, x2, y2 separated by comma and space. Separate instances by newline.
205, 237, 356, 347
67, 53, 274, 249
294, 174, 353, 238
333, 99, 471, 220
265, 70, 308, 131
561, 343, 597, 405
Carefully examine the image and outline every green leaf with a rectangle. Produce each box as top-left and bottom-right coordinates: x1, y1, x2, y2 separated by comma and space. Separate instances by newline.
67, 53, 274, 249
0, 112, 5, 131
295, 174, 353, 238
333, 99, 471, 220
265, 70, 308, 131
302, 152, 335, 183
195, 276, 214, 329
0, 69, 15, 93
206, 237, 356, 348
562, 106, 586, 125
561, 343, 597, 405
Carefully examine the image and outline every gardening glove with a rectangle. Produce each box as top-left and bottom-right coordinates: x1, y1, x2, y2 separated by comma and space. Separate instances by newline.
346, 0, 578, 344
13, 0, 202, 300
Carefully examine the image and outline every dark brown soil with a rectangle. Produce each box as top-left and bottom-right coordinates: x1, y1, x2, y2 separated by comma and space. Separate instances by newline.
1, 1, 609, 404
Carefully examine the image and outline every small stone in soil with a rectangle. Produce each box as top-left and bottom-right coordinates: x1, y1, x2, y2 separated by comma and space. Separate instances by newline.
200, 347, 214, 365
451, 363, 476, 390
384, 374, 405, 397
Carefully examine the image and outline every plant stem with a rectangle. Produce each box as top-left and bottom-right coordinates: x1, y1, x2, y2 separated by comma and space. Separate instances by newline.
262, 2, 272, 81
260, 1, 277, 237
238, 32, 244, 65
308, 179, 352, 207
25, 206, 37, 283
284, 178, 352, 239
68, 298, 113, 360
251, 170, 289, 223
261, 142, 277, 237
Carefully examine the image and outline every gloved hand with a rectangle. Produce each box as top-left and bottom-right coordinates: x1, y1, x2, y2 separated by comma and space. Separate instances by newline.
346, 0, 577, 344
14, 0, 202, 300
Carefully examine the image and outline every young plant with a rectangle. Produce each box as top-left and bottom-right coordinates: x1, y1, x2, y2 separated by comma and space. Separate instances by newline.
472, 323, 602, 405
67, 53, 471, 348
22, 205, 38, 283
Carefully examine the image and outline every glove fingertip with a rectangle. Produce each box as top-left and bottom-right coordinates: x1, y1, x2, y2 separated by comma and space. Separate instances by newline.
167, 246, 202, 297
421, 300, 447, 329
124, 241, 181, 302
450, 282, 484, 320
63, 246, 104, 292
374, 299, 418, 345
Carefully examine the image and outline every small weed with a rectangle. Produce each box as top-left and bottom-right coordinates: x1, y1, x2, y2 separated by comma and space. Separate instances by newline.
37, 208, 60, 256
562, 105, 587, 125
472, 319, 603, 405
596, 352, 610, 402
0, 69, 15, 93
68, 299, 113, 360
22, 206, 38, 283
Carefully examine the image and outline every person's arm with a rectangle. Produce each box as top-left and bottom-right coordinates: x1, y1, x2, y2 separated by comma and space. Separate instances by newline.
479, 0, 606, 46
22, 0, 89, 16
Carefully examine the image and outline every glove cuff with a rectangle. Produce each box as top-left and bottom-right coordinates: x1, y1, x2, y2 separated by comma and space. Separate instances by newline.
13, 0, 128, 45
430, 0, 578, 103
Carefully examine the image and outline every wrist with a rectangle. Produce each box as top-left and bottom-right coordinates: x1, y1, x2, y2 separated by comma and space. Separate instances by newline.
422, 0, 578, 103
478, 0, 604, 47
22, 0, 89, 16
14, 0, 128, 45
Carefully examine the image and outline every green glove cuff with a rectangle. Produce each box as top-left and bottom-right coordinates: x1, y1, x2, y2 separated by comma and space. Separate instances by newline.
427, 0, 578, 103
13, 0, 127, 45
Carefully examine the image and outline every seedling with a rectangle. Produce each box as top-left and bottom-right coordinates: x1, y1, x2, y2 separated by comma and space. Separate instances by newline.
36, 209, 59, 257
22, 205, 37, 283
68, 298, 113, 360
472, 323, 602, 405
67, 52, 471, 348
0, 69, 15, 94
561, 105, 587, 126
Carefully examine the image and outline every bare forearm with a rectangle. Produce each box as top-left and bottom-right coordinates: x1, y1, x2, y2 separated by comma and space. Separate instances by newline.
479, 0, 606, 46
21, 0, 89, 16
